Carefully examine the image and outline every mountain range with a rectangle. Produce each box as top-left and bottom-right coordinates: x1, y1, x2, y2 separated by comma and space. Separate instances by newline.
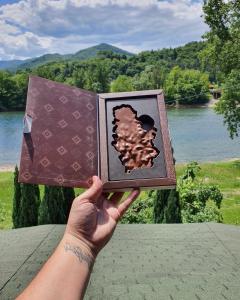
0, 43, 134, 71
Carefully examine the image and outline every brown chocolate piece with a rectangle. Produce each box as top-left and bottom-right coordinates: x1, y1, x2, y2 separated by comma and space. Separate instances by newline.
112, 105, 159, 173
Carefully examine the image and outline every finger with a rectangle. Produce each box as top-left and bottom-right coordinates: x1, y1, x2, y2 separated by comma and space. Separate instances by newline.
117, 189, 140, 218
76, 176, 103, 202
97, 192, 110, 208
109, 192, 124, 205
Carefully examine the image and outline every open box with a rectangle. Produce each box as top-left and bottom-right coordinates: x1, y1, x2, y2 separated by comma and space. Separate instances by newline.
19, 76, 176, 191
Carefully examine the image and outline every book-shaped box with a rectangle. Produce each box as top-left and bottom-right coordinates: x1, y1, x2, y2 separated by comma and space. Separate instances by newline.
19, 76, 176, 191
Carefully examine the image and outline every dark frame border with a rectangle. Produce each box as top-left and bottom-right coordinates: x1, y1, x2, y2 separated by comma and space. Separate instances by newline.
98, 90, 176, 191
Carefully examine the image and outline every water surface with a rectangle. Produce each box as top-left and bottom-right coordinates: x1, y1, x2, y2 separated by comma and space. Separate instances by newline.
0, 108, 239, 166
168, 108, 239, 162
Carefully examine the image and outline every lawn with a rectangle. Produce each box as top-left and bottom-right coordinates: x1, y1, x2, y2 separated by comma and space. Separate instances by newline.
0, 172, 14, 229
0, 160, 239, 229
176, 160, 240, 225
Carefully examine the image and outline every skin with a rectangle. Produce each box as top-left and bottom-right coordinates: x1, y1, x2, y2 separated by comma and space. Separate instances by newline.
17, 176, 140, 300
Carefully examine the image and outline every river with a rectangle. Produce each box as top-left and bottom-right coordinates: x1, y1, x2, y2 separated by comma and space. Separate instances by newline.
0, 108, 239, 167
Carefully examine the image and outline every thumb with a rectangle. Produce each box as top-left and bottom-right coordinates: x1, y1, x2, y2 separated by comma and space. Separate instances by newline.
77, 176, 103, 202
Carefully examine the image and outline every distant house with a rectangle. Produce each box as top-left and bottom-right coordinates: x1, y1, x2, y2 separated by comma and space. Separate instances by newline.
209, 85, 222, 99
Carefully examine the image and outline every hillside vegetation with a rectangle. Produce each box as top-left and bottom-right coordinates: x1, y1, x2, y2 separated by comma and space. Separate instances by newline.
0, 41, 211, 112
0, 43, 133, 71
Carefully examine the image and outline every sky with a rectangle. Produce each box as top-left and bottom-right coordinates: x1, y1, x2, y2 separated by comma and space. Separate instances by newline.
0, 0, 208, 61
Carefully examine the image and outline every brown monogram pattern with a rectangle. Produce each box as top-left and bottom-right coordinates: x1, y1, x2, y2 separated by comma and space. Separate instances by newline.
19, 76, 98, 187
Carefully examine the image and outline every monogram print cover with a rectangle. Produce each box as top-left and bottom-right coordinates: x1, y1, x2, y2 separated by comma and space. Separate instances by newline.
19, 76, 98, 187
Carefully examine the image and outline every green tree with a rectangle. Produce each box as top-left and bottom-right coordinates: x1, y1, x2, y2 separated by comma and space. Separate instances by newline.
164, 66, 209, 104
12, 165, 21, 228
12, 72, 28, 110
151, 189, 182, 223
38, 187, 50, 225
85, 60, 110, 92
215, 70, 240, 138
62, 187, 75, 220
35, 184, 41, 210
111, 75, 134, 92
202, 0, 240, 75
72, 68, 86, 88
202, 0, 240, 137
133, 64, 168, 91
0, 70, 18, 111
38, 186, 66, 224
133, 67, 154, 90
18, 183, 39, 227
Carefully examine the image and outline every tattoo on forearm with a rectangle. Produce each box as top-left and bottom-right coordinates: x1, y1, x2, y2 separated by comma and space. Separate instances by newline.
64, 243, 93, 268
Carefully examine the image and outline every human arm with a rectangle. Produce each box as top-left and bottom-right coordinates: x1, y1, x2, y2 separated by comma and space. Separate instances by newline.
17, 176, 139, 300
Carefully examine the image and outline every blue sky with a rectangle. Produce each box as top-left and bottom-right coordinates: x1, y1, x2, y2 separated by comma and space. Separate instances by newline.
0, 0, 208, 60
0, 0, 19, 5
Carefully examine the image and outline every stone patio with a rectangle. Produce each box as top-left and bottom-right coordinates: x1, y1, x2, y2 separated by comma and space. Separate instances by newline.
0, 223, 240, 299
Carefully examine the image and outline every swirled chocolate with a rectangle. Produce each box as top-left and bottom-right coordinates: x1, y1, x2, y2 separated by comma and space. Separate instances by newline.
112, 105, 159, 173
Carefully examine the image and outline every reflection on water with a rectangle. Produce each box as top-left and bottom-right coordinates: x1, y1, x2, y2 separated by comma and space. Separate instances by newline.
0, 108, 239, 166
168, 108, 240, 162
0, 112, 24, 166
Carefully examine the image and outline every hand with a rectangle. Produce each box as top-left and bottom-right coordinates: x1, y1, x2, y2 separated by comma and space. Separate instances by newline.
64, 176, 140, 257
17, 176, 139, 300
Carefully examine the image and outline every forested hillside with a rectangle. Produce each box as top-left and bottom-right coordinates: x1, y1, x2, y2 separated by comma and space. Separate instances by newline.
0, 43, 133, 71
0, 41, 212, 111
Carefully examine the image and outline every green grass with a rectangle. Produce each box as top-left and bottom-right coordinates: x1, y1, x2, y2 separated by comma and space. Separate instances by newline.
0, 172, 14, 229
176, 160, 240, 189
0, 160, 239, 229
176, 160, 240, 225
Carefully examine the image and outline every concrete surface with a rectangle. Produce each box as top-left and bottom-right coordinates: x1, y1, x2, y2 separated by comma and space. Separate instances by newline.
0, 223, 240, 300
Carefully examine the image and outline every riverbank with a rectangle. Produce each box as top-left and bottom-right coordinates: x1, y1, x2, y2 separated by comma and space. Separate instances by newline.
0, 165, 15, 172
1, 156, 239, 172
1, 97, 219, 113
166, 97, 218, 109
0, 160, 239, 229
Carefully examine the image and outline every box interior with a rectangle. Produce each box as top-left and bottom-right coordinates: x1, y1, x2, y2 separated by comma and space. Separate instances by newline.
106, 97, 167, 181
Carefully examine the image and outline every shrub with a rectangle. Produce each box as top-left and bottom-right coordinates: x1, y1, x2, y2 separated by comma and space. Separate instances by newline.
120, 196, 153, 224
152, 189, 182, 223
178, 162, 223, 223
38, 186, 66, 224
18, 183, 39, 227
12, 165, 21, 228
12, 165, 40, 228
62, 187, 75, 220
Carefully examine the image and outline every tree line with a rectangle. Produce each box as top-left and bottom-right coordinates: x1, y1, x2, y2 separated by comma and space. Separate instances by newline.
0, 1, 239, 137
13, 161, 224, 228
12, 166, 75, 228
0, 41, 211, 113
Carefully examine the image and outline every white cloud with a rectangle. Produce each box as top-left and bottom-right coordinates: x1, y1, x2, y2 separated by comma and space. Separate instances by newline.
0, 0, 208, 60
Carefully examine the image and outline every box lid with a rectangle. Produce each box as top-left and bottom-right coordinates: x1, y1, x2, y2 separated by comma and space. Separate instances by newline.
19, 76, 98, 187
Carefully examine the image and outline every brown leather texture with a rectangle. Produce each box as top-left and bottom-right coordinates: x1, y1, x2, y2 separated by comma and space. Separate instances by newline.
19, 76, 98, 187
